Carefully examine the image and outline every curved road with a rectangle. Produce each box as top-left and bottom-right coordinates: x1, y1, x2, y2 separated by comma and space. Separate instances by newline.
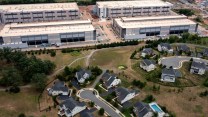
159, 56, 208, 69
79, 89, 122, 117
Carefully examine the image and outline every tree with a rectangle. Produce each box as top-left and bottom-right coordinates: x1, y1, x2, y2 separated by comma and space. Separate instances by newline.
0, 67, 22, 87
50, 50, 56, 57
18, 113, 26, 117
31, 73, 47, 91
98, 108, 105, 115
143, 95, 155, 103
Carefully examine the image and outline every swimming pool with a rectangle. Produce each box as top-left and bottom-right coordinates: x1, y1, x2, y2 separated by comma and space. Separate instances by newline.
151, 104, 162, 113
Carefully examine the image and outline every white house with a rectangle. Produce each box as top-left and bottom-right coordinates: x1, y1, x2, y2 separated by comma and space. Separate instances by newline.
161, 68, 182, 82
141, 48, 153, 58
190, 61, 207, 75
133, 102, 153, 117
140, 59, 156, 72
115, 87, 137, 104
158, 43, 173, 53
47, 80, 69, 96
58, 98, 86, 117
75, 69, 92, 83
102, 72, 121, 89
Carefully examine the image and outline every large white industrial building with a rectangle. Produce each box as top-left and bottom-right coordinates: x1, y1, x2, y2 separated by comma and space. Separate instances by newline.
112, 15, 198, 40
0, 20, 96, 48
0, 3, 80, 24
95, 0, 173, 19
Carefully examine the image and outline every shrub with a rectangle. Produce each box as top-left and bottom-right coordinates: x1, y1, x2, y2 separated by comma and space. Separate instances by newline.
143, 95, 155, 103
18, 113, 26, 117
9, 86, 20, 93
98, 108, 105, 115
50, 50, 56, 57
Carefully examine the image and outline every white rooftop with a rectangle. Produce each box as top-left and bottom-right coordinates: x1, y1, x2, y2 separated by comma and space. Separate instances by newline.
0, 20, 95, 37
0, 3, 79, 12
96, 0, 173, 8
114, 15, 197, 28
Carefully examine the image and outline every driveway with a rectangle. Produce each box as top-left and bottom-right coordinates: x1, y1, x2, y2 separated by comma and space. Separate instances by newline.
79, 89, 122, 117
160, 56, 208, 69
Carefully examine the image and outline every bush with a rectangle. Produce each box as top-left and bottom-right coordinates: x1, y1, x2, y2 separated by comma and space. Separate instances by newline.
18, 113, 26, 117
9, 86, 20, 93
98, 108, 105, 115
50, 50, 56, 57
143, 95, 155, 103
132, 80, 146, 89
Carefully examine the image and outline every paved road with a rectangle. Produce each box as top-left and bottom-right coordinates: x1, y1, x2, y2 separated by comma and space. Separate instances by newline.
79, 90, 121, 117
160, 56, 208, 69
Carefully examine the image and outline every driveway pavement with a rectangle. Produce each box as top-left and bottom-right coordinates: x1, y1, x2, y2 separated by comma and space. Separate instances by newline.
79, 90, 122, 117
160, 56, 208, 69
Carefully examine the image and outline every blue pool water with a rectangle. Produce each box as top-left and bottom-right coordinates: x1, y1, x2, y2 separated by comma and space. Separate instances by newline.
151, 104, 162, 113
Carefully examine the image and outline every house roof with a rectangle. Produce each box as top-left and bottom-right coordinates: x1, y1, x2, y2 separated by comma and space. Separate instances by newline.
162, 68, 182, 77
51, 80, 68, 92
141, 59, 155, 66
80, 112, 94, 117
191, 61, 206, 69
101, 72, 117, 82
76, 69, 92, 81
134, 102, 152, 117
142, 48, 153, 55
60, 97, 86, 111
159, 43, 172, 50
104, 76, 116, 88
177, 45, 190, 52
116, 87, 135, 103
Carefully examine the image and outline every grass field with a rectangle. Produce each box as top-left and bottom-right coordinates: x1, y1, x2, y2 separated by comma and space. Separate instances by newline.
33, 50, 91, 70
0, 89, 38, 117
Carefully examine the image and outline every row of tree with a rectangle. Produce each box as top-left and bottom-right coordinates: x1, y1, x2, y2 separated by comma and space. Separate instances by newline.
96, 40, 139, 49
0, 48, 56, 91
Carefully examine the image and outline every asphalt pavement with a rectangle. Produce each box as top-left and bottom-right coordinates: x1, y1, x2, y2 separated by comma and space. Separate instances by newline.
79, 90, 121, 117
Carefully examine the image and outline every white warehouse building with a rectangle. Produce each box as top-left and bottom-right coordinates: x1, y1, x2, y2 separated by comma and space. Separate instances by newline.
0, 20, 96, 48
112, 15, 198, 40
0, 3, 80, 24
95, 0, 173, 19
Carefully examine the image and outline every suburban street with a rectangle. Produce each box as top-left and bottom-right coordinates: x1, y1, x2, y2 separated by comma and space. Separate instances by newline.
79, 89, 122, 117
160, 56, 208, 69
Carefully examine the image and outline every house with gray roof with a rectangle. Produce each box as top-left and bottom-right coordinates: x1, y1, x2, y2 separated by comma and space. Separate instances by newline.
141, 48, 153, 57
158, 43, 173, 53
190, 61, 207, 75
203, 48, 208, 57
115, 87, 137, 104
58, 98, 86, 117
101, 72, 121, 89
75, 69, 92, 84
161, 68, 182, 82
177, 45, 190, 53
47, 80, 69, 96
140, 59, 156, 72
80, 112, 94, 117
133, 102, 153, 117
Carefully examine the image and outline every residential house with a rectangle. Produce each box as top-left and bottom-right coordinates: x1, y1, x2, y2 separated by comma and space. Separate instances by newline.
133, 102, 153, 117
158, 43, 173, 53
115, 87, 137, 104
101, 72, 121, 89
47, 80, 69, 96
58, 98, 86, 117
190, 61, 207, 75
177, 45, 190, 53
161, 68, 182, 82
203, 48, 208, 57
140, 59, 156, 72
141, 48, 153, 57
75, 69, 92, 83
80, 111, 94, 117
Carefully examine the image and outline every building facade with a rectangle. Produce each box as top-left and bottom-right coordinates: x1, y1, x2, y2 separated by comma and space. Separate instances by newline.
95, 0, 173, 19
0, 3, 80, 24
112, 15, 198, 40
0, 20, 96, 48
